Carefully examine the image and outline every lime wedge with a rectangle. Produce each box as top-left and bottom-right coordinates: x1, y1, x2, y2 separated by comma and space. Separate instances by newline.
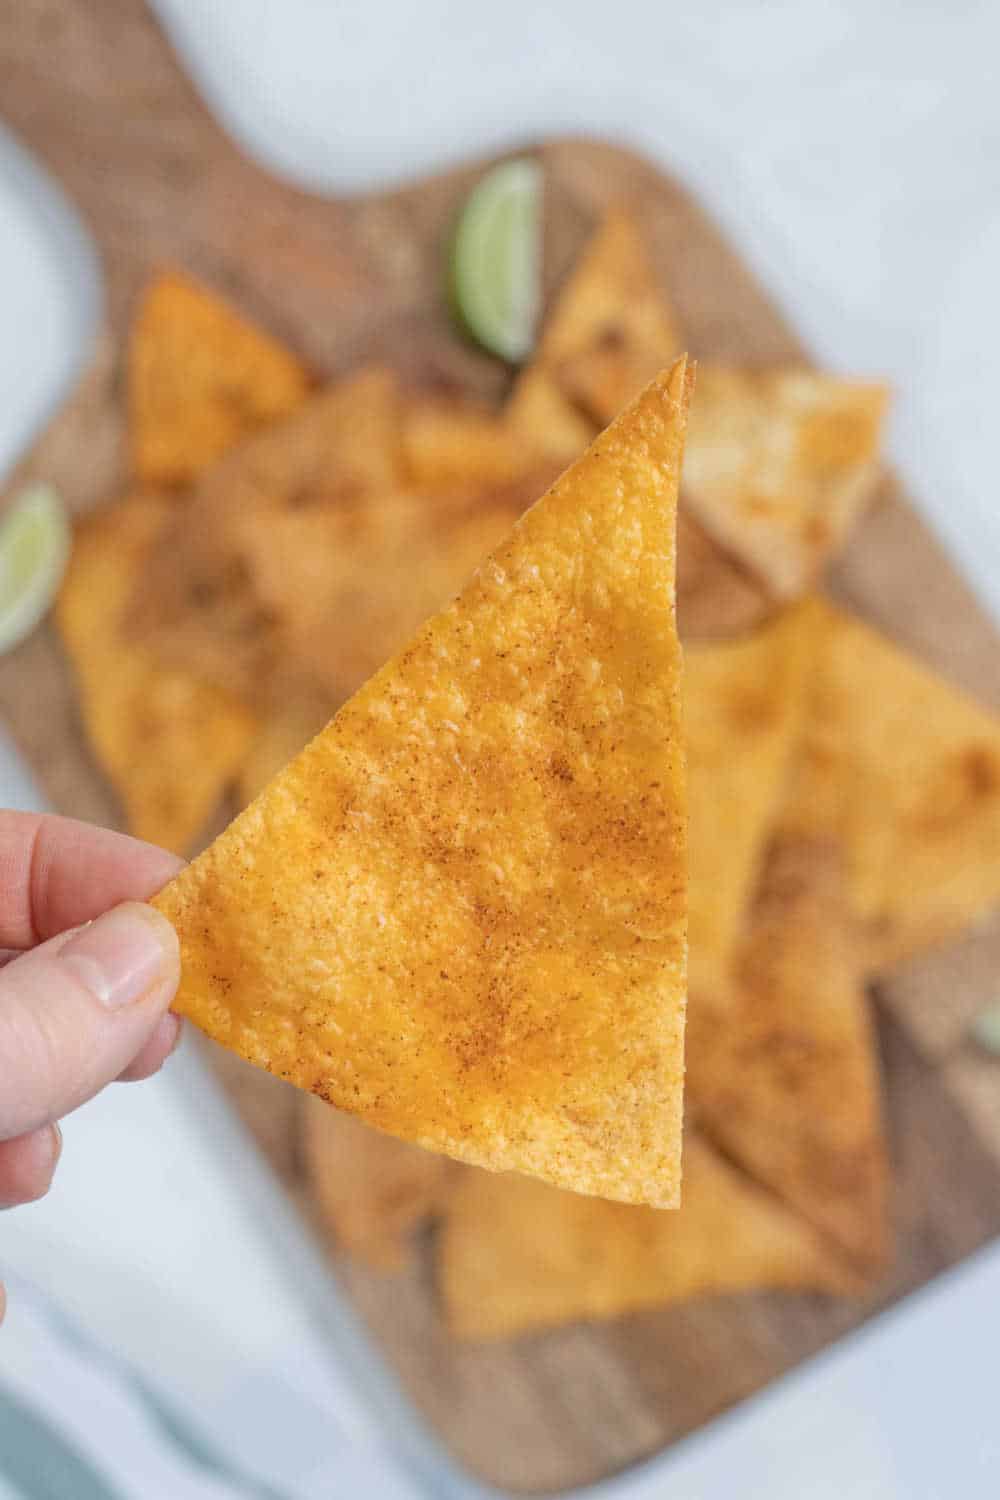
0, 483, 71, 654
971, 1002, 1000, 1056
449, 158, 542, 363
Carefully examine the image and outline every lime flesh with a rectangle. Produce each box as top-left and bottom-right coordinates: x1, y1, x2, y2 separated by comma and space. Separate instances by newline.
449, 158, 542, 363
0, 483, 71, 653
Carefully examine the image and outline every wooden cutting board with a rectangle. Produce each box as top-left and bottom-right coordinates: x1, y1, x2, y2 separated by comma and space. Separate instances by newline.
3, 2, 1000, 1492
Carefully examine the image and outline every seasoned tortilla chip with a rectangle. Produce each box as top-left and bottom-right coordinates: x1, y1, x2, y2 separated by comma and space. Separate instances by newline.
505, 214, 677, 472
132, 368, 404, 698
687, 605, 815, 998
246, 483, 540, 707
303, 1096, 452, 1270
788, 599, 1000, 966
154, 361, 692, 1205
683, 367, 888, 600
688, 834, 889, 1274
506, 367, 597, 468
185, 364, 401, 513
439, 1134, 854, 1341
56, 495, 255, 853
238, 699, 333, 808
505, 213, 678, 468
538, 212, 681, 424
129, 270, 309, 487
402, 396, 550, 489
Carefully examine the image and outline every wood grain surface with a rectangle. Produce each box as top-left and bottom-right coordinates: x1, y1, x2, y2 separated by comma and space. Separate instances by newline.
2, 2, 1000, 1492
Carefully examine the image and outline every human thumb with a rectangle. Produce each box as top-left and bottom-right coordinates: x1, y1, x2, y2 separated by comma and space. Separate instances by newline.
0, 902, 180, 1141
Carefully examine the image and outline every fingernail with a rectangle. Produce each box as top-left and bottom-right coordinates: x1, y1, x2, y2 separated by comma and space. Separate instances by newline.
60, 903, 179, 1011
165, 1015, 184, 1059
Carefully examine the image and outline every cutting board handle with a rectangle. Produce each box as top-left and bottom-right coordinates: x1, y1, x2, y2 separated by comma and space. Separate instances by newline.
1, 0, 227, 242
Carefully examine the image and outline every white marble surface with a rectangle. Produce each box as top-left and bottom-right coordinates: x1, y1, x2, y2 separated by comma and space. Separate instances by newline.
0, 122, 99, 485
1, 4, 1000, 1497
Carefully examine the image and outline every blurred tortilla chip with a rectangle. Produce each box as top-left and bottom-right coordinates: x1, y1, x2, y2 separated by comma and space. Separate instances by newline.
687, 604, 815, 998
403, 396, 549, 489
246, 483, 536, 706
131, 368, 404, 699
303, 1095, 452, 1270
788, 599, 1000, 966
676, 508, 772, 641
154, 362, 692, 1204
238, 698, 333, 808
439, 1134, 854, 1341
56, 494, 255, 853
539, 211, 681, 424
683, 367, 888, 600
189, 363, 402, 517
688, 833, 889, 1274
129, 270, 309, 487
506, 366, 596, 468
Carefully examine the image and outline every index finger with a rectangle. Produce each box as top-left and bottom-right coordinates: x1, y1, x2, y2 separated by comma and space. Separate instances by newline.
0, 812, 183, 949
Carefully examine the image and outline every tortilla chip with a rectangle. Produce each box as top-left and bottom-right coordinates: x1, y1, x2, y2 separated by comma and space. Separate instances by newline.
303, 1096, 452, 1270
238, 699, 333, 808
688, 833, 889, 1274
676, 508, 772, 641
56, 495, 255, 853
788, 599, 1000, 966
687, 605, 815, 998
506, 367, 597, 468
131, 368, 404, 699
682, 367, 888, 600
538, 212, 681, 425
439, 1133, 854, 1341
129, 271, 309, 487
244, 484, 536, 707
402, 396, 548, 489
154, 360, 692, 1205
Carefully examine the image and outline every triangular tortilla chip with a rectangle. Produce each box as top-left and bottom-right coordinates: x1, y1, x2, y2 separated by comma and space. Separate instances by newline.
537, 212, 681, 425
682, 367, 888, 600
787, 598, 1000, 967
129, 270, 310, 487
154, 360, 692, 1204
56, 495, 256, 853
505, 366, 596, 467
687, 604, 815, 998
244, 482, 538, 708
402, 396, 552, 490
439, 1133, 854, 1341
506, 380, 769, 644
303, 1096, 452, 1270
131, 368, 404, 700
688, 833, 889, 1274
238, 699, 333, 809
235, 485, 547, 795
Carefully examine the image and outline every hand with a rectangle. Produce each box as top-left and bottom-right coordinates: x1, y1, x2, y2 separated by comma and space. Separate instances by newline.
0, 812, 183, 1320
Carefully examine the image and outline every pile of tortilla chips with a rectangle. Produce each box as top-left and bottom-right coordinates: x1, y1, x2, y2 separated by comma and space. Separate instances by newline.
56, 206, 1000, 1340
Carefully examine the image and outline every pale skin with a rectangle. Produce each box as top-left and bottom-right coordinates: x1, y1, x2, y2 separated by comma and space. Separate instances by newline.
0, 811, 184, 1324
